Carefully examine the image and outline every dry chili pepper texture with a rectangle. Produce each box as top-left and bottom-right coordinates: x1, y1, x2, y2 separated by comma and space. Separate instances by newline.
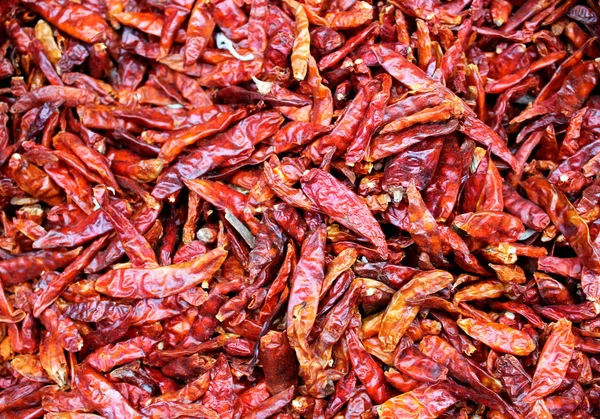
1, 0, 600, 418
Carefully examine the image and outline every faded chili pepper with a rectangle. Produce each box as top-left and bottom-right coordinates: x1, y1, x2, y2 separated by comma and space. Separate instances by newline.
291, 5, 310, 81
379, 270, 454, 351
457, 317, 536, 356
378, 382, 458, 418
286, 224, 328, 396
7, 154, 63, 206
405, 182, 446, 265
452, 211, 525, 244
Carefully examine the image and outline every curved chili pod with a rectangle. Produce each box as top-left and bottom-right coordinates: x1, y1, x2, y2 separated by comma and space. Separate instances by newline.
523, 176, 600, 274
95, 247, 227, 299
457, 317, 536, 356
75, 364, 145, 419
378, 382, 458, 419
523, 318, 575, 403
379, 270, 454, 351
301, 169, 388, 256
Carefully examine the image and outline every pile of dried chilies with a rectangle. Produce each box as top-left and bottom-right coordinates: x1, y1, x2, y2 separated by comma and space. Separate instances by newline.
0, 0, 600, 417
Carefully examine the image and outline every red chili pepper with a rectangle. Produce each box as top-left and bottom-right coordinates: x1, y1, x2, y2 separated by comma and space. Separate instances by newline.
2, 2, 600, 417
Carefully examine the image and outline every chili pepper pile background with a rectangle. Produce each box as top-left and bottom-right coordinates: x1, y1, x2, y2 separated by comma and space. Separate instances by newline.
1, 0, 600, 417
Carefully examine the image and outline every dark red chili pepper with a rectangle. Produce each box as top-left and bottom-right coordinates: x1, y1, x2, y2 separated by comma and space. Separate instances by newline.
0, 2, 599, 417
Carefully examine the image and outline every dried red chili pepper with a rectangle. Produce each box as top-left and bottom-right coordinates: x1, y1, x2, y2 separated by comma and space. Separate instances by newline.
2, 0, 600, 417
381, 384, 455, 418
301, 169, 388, 256
379, 270, 454, 351
75, 364, 144, 419
457, 317, 536, 356
523, 318, 576, 400
95, 247, 227, 299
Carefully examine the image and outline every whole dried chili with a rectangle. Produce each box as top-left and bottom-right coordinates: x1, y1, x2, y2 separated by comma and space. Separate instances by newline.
1, 0, 600, 417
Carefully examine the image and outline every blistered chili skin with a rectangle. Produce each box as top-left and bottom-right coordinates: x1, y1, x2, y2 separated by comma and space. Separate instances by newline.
3, 0, 600, 417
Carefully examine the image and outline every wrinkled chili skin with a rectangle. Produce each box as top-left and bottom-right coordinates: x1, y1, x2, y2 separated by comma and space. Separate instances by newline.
0, 248, 81, 285
2, 0, 600, 417
259, 331, 298, 395
301, 169, 388, 256
75, 364, 145, 419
